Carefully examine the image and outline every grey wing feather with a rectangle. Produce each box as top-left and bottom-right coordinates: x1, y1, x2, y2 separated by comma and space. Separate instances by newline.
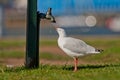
86, 45, 96, 53
63, 37, 87, 53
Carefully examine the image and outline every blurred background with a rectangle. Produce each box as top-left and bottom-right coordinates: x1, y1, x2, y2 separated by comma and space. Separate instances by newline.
0, 0, 120, 38
39, 0, 120, 37
0, 0, 120, 66
0, 0, 27, 37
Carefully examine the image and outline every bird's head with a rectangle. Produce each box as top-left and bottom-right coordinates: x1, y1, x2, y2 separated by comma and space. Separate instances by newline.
56, 28, 66, 37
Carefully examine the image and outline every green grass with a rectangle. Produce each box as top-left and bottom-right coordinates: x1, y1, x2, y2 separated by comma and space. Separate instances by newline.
0, 64, 120, 80
0, 39, 25, 48
0, 50, 25, 58
40, 39, 57, 46
40, 64, 120, 80
0, 37, 120, 80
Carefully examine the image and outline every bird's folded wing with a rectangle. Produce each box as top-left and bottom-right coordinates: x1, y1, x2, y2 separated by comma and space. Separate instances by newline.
86, 45, 96, 53
63, 37, 87, 53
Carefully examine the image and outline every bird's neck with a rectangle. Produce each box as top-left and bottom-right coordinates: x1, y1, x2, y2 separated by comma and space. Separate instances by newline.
58, 33, 66, 38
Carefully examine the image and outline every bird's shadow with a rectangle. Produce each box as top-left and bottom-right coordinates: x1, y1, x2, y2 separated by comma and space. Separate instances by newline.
62, 64, 120, 71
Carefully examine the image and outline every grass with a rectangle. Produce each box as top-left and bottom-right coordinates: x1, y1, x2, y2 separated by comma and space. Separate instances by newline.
0, 39, 25, 58
0, 37, 120, 80
0, 39, 25, 48
40, 64, 120, 80
40, 39, 57, 46
0, 64, 120, 80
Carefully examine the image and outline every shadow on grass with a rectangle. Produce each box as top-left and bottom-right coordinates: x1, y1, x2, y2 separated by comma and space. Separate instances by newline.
62, 64, 120, 71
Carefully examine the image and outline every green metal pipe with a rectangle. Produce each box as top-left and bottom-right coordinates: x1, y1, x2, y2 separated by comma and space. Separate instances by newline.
25, 0, 39, 68
25, 0, 56, 68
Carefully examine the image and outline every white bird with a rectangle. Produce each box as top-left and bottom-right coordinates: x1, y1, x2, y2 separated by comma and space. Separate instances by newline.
55, 26, 103, 71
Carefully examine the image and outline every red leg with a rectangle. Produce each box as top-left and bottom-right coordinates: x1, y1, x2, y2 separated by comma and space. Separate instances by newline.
74, 57, 78, 71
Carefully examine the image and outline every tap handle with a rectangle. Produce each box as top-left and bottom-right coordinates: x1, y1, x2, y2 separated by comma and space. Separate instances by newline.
46, 8, 52, 15
46, 8, 52, 19
46, 8, 56, 23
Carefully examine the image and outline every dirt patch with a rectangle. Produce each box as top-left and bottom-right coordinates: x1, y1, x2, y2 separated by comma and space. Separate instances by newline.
0, 58, 24, 67
40, 59, 92, 66
40, 46, 65, 55
0, 58, 94, 67
0, 58, 72, 67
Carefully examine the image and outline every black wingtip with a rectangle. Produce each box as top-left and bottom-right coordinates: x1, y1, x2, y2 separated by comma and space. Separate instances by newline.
95, 49, 104, 52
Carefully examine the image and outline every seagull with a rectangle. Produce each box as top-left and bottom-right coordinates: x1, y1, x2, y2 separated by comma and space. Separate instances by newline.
54, 25, 103, 71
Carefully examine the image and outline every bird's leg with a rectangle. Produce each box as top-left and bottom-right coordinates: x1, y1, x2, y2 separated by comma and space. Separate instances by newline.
73, 57, 78, 71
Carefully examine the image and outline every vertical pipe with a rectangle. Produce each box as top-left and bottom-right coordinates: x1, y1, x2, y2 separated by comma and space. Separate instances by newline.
25, 0, 39, 68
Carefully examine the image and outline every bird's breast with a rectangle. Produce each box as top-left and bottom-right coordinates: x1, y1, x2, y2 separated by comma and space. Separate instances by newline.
57, 38, 65, 49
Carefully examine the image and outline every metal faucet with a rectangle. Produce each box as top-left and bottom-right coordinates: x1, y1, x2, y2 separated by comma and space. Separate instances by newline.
45, 8, 56, 23
37, 8, 56, 23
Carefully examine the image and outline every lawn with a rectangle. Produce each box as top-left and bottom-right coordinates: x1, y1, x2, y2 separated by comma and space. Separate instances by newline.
0, 64, 120, 80
0, 37, 120, 80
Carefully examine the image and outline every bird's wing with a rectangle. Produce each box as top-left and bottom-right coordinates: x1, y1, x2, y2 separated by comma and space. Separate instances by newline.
63, 37, 88, 53
86, 45, 96, 53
